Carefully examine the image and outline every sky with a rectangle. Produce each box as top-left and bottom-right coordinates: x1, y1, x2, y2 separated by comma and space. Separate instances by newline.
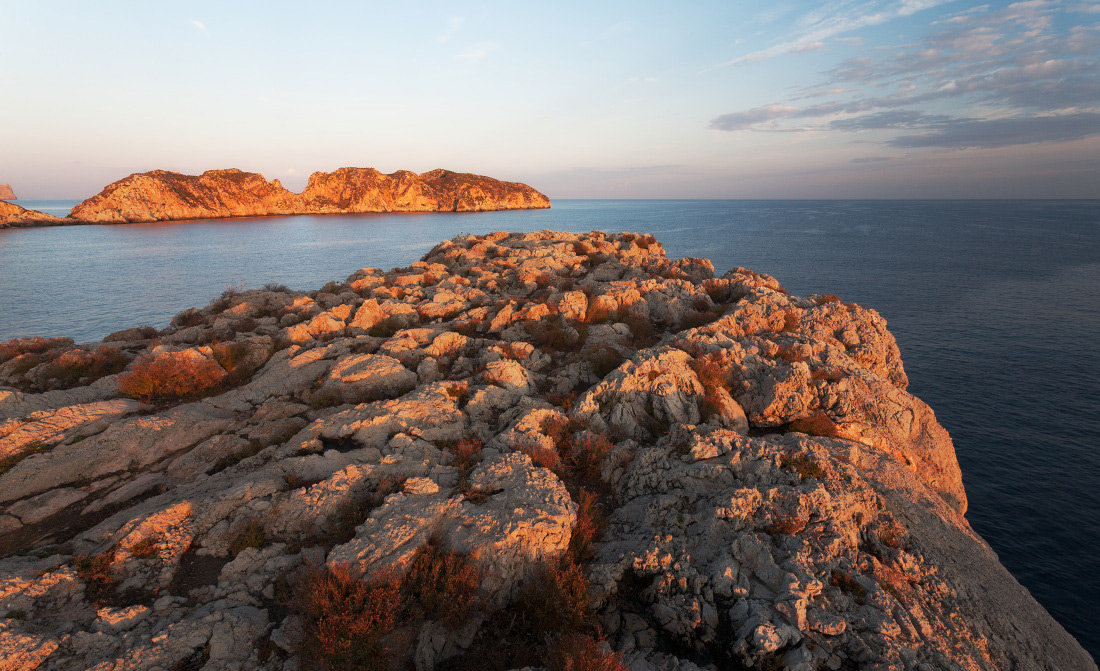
1, 0, 1098, 199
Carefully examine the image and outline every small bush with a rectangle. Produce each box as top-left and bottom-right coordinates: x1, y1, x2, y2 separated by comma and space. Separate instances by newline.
75, 552, 116, 603
38, 346, 128, 388
4, 610, 27, 620
128, 537, 160, 558
229, 521, 267, 557
571, 433, 614, 481
789, 411, 842, 439
817, 294, 843, 304
548, 633, 628, 671
566, 489, 606, 563
763, 509, 809, 536
780, 310, 800, 333
296, 564, 403, 671
400, 542, 482, 629
586, 347, 624, 380
0, 336, 70, 363
779, 453, 825, 481
118, 353, 227, 403
515, 559, 590, 637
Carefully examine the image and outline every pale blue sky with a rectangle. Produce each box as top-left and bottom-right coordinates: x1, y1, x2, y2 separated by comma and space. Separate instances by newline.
2, 0, 1098, 198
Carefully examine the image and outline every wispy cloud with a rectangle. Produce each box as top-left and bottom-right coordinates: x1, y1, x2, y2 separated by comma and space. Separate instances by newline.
455, 41, 500, 62
889, 112, 1100, 147
709, 1, 1100, 151
438, 17, 464, 43
709, 0, 956, 68
189, 19, 211, 38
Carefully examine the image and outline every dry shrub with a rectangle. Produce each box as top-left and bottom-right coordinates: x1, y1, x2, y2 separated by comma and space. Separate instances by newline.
450, 438, 483, 472
571, 433, 614, 481
38, 346, 128, 388
780, 310, 801, 332
620, 313, 655, 345
515, 559, 590, 637
762, 508, 809, 536
0, 336, 69, 363
400, 542, 482, 629
229, 521, 267, 557
789, 410, 842, 439
171, 308, 208, 329
545, 391, 578, 413
690, 353, 729, 420
118, 353, 227, 402
521, 445, 565, 475
296, 564, 403, 671
779, 453, 825, 481
128, 537, 159, 558
75, 552, 116, 604
567, 489, 606, 563
816, 294, 843, 304
524, 316, 581, 352
548, 633, 628, 671
327, 477, 407, 546
586, 347, 625, 379
444, 380, 470, 403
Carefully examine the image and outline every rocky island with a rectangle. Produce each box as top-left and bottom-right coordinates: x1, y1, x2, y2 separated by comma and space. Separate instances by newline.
0, 231, 1093, 671
0, 184, 16, 201
0, 168, 550, 229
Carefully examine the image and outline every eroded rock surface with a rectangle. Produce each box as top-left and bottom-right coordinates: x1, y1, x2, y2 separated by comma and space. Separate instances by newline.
0, 231, 1091, 671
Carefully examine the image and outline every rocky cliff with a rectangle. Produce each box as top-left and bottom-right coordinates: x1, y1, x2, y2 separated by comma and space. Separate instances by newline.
67, 168, 551, 223
0, 184, 15, 200
0, 231, 1092, 671
0, 200, 63, 229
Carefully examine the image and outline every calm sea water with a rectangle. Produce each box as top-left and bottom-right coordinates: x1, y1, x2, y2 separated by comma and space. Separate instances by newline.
1, 200, 1098, 657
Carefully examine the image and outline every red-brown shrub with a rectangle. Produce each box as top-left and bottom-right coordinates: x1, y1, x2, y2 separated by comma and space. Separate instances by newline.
117, 353, 227, 402
515, 559, 590, 636
39, 346, 128, 388
571, 433, 614, 481
567, 489, 606, 563
0, 336, 70, 363
548, 633, 628, 671
789, 411, 842, 439
400, 542, 482, 629
296, 564, 403, 671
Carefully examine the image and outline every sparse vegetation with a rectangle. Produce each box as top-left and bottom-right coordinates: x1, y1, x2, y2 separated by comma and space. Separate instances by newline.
780, 453, 825, 481
117, 352, 227, 403
229, 521, 267, 557
788, 410, 843, 439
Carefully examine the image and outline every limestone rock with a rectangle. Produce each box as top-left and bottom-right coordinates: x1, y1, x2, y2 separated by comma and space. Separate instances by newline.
0, 230, 1090, 671
68, 167, 551, 223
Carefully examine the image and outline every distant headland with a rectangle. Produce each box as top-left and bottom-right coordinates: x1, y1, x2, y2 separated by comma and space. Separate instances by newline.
0, 168, 550, 228
0, 184, 15, 200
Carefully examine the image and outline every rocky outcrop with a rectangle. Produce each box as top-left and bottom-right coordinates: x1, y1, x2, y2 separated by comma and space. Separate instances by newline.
0, 200, 63, 229
0, 231, 1092, 671
67, 167, 551, 223
0, 184, 15, 200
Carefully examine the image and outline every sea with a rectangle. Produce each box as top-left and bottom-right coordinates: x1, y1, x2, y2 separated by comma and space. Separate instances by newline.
2, 199, 1098, 658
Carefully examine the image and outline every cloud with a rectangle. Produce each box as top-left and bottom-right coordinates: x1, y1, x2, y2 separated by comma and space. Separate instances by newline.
438, 17, 464, 43
830, 110, 954, 130
189, 19, 211, 38
709, 105, 798, 131
709, 0, 1100, 154
889, 112, 1100, 148
455, 41, 500, 62
710, 0, 957, 68
850, 156, 895, 162
792, 41, 826, 54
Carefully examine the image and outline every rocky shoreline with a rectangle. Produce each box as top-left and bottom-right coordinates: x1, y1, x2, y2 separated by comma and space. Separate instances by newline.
0, 231, 1093, 671
0, 168, 550, 229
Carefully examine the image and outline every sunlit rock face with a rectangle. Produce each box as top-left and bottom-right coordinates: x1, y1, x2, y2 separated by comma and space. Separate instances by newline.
0, 184, 15, 200
0, 200, 61, 228
67, 167, 551, 223
0, 231, 1093, 671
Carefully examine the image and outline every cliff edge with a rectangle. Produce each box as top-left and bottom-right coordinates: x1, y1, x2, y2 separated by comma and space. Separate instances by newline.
0, 184, 15, 200
0, 231, 1092, 671
68, 167, 551, 223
